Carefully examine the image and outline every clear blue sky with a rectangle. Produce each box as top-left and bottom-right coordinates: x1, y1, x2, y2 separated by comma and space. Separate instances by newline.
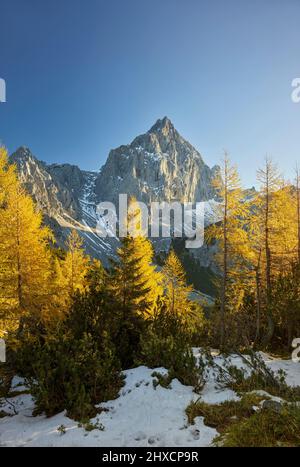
0, 0, 300, 186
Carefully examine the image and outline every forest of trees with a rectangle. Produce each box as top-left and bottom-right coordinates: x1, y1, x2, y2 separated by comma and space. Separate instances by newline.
0, 146, 299, 420
207, 154, 300, 351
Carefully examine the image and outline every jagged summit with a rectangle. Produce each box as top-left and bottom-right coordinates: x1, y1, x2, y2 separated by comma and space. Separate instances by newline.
10, 146, 39, 164
148, 116, 175, 134
12, 146, 33, 155
95, 117, 218, 204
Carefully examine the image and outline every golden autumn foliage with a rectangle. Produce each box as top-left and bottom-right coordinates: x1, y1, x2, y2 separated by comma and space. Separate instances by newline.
248, 159, 299, 344
57, 229, 91, 309
0, 148, 54, 336
162, 249, 193, 317
207, 154, 252, 347
207, 154, 300, 349
0, 143, 299, 354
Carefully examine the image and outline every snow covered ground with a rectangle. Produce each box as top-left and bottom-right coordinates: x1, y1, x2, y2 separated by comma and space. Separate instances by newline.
1, 352, 300, 447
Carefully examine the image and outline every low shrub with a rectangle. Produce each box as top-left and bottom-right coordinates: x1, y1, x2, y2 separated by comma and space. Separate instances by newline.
138, 307, 206, 391
78, 419, 105, 432
27, 331, 123, 420
186, 393, 265, 432
217, 403, 300, 447
151, 371, 173, 390
214, 351, 300, 402
0, 365, 12, 399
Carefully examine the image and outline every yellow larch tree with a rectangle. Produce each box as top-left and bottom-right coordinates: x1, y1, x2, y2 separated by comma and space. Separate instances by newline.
58, 229, 90, 309
207, 153, 252, 348
295, 166, 300, 264
250, 158, 298, 345
0, 147, 54, 336
162, 249, 193, 317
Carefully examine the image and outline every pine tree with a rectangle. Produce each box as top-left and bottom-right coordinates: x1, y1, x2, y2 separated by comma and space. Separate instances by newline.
162, 249, 193, 317
0, 148, 54, 335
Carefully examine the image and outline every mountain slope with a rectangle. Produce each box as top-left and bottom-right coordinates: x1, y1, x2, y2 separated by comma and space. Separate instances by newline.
9, 118, 220, 277
10, 146, 115, 260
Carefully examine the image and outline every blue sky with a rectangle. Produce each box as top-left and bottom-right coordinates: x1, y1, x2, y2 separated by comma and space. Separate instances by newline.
0, 0, 300, 186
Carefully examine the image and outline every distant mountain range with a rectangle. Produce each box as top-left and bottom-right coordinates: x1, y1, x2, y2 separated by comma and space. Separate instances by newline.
10, 117, 223, 294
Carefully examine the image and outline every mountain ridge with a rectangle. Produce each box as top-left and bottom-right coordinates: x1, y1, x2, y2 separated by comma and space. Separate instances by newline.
9, 118, 220, 275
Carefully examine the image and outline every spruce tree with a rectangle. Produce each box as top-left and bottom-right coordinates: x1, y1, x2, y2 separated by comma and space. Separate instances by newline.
111, 198, 162, 317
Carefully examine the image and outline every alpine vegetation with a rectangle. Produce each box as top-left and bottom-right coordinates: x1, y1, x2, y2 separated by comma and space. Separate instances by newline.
0, 121, 300, 447
1, 0, 300, 449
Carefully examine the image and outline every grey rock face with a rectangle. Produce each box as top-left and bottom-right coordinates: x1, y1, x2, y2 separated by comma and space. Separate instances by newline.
261, 399, 284, 413
47, 163, 86, 216
9, 118, 221, 284
95, 117, 220, 205
9, 147, 120, 263
10, 147, 80, 219
9, 147, 101, 256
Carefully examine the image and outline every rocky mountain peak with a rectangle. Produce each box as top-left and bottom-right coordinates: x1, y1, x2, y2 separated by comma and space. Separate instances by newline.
9, 118, 222, 268
95, 117, 218, 204
149, 116, 175, 135
10, 146, 40, 167
12, 146, 33, 158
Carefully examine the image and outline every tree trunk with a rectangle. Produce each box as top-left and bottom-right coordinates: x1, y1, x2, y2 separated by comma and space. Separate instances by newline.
16, 204, 25, 335
220, 160, 228, 350
287, 322, 293, 349
264, 166, 274, 346
254, 250, 262, 345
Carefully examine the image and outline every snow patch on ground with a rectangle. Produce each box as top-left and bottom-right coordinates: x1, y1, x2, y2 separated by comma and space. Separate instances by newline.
0, 366, 216, 447
1, 352, 300, 447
